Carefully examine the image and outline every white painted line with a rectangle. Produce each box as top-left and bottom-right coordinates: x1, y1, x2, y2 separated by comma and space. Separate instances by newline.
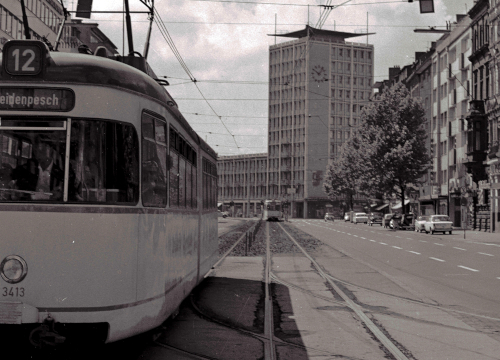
478, 252, 494, 257
380, 242, 388, 245
406, 238, 413, 240
392, 246, 403, 249
434, 243, 444, 246
429, 257, 445, 262
370, 240, 376, 242
353, 235, 358, 237
453, 247, 466, 251
407, 251, 421, 255
419, 240, 427, 243
497, 277, 500, 280
458, 265, 479, 272
360, 237, 366, 239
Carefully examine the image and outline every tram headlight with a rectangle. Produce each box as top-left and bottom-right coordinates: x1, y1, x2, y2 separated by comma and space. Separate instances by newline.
0, 255, 28, 283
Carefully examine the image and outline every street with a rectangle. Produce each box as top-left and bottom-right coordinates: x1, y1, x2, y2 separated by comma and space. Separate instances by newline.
291, 218, 500, 359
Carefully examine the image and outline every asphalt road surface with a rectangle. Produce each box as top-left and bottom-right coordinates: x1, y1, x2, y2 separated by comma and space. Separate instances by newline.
291, 218, 500, 359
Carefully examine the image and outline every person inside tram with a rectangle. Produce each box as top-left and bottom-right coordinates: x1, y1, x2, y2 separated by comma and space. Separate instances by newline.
10, 135, 76, 201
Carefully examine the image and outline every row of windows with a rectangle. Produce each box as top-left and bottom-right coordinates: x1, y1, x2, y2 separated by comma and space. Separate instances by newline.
218, 159, 267, 172
23, 0, 62, 33
334, 48, 372, 61
331, 75, 370, 88
269, 116, 306, 129
142, 113, 201, 209
202, 158, 217, 209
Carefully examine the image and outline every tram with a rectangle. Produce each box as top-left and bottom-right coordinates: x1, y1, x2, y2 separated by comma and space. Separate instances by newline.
263, 199, 282, 221
0, 40, 218, 346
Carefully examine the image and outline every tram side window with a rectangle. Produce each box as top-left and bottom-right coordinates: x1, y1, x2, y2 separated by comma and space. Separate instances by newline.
70, 120, 139, 204
202, 157, 217, 209
169, 126, 197, 209
141, 113, 167, 207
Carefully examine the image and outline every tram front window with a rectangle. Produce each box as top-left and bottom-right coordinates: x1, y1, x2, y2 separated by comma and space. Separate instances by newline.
0, 119, 138, 204
0, 123, 68, 202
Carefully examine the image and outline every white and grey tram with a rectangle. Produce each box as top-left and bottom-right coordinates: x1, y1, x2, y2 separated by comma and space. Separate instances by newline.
263, 199, 282, 221
0, 40, 218, 346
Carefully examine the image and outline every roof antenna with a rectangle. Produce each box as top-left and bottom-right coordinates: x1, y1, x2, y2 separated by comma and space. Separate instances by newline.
140, 0, 154, 59
20, 0, 31, 39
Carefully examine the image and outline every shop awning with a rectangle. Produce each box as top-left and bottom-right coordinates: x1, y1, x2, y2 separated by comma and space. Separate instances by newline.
375, 203, 389, 210
392, 199, 410, 209
217, 202, 222, 207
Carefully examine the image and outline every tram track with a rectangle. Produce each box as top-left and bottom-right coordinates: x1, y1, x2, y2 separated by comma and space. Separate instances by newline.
276, 222, 413, 360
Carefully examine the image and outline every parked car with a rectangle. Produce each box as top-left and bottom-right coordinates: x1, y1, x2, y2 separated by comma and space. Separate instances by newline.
352, 212, 368, 224
344, 212, 350, 222
383, 213, 393, 228
424, 215, 453, 234
368, 212, 383, 226
324, 213, 334, 222
414, 215, 429, 232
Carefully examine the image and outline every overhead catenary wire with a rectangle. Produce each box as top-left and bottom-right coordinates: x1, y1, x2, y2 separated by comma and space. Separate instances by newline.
152, 7, 241, 149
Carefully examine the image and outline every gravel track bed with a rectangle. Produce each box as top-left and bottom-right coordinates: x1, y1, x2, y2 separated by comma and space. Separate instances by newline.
219, 220, 323, 256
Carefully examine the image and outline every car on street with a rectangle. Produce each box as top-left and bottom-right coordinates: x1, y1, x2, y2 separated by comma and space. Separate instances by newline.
424, 215, 453, 234
324, 213, 334, 222
383, 213, 393, 228
415, 215, 429, 232
368, 212, 383, 226
352, 212, 368, 224
344, 212, 350, 222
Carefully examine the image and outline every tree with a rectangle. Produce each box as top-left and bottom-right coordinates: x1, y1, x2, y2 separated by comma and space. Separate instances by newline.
355, 82, 431, 214
323, 133, 368, 211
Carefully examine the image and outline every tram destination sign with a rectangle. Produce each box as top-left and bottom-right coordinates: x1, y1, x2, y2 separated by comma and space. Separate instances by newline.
0, 88, 75, 111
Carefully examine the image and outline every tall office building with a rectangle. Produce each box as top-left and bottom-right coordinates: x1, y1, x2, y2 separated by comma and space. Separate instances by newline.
268, 25, 374, 218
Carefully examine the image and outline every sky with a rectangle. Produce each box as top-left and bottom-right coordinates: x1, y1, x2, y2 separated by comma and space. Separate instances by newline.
67, 0, 476, 156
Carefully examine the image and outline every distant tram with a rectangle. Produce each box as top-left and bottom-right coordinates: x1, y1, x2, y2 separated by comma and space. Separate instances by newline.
263, 199, 282, 221
0, 40, 218, 346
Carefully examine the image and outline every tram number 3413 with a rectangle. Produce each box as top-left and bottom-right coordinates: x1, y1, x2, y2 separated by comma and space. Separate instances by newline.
2, 287, 25, 297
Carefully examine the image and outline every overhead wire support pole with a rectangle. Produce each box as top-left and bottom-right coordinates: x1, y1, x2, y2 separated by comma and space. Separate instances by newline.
55, 0, 70, 51
20, 0, 31, 39
124, 0, 135, 55
141, 0, 155, 59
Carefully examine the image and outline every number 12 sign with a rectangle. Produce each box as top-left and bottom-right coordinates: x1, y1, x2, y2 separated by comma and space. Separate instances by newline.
3, 41, 44, 76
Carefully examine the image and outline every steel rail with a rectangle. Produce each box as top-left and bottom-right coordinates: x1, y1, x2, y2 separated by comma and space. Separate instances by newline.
205, 221, 259, 278
277, 222, 411, 360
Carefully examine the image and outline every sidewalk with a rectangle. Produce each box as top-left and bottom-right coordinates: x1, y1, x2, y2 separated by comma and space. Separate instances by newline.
450, 227, 500, 244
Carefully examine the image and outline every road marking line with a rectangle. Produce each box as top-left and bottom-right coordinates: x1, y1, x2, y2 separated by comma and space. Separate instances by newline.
419, 240, 427, 243
360, 237, 366, 239
395, 236, 401, 238
407, 251, 421, 255
392, 246, 402, 249
453, 247, 466, 251
458, 265, 479, 272
430, 257, 445, 262
406, 238, 413, 240
434, 243, 444, 246
478, 252, 494, 257
380, 242, 387, 245
353, 235, 358, 237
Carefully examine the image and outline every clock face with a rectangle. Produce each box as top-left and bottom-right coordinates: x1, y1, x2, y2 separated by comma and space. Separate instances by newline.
311, 65, 327, 83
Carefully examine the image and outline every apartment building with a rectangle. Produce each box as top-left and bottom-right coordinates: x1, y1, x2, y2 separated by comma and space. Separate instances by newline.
430, 14, 472, 227
0, 0, 64, 46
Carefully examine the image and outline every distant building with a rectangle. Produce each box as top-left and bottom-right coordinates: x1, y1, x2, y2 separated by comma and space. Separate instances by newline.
217, 153, 267, 217
58, 19, 118, 55
0, 0, 64, 47
268, 25, 374, 218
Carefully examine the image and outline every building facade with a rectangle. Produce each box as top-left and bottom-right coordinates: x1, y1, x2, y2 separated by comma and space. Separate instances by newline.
217, 153, 267, 217
268, 25, 374, 218
0, 0, 64, 47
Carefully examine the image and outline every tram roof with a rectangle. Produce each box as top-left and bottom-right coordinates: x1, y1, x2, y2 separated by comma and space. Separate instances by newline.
0, 49, 217, 159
